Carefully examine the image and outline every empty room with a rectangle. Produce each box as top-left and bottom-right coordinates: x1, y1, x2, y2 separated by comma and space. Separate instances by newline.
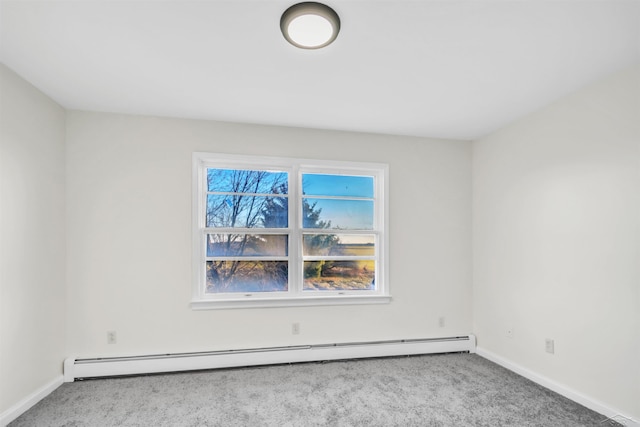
1, 0, 638, 426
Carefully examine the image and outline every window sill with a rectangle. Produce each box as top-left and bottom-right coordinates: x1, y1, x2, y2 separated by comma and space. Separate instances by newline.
190, 294, 392, 310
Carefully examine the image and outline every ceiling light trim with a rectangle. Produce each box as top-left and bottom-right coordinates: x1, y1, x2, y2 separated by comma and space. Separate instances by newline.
281, 2, 341, 50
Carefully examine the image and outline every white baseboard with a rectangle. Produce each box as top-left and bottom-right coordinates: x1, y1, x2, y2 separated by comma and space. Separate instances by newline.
476, 347, 639, 427
0, 375, 63, 427
65, 336, 476, 381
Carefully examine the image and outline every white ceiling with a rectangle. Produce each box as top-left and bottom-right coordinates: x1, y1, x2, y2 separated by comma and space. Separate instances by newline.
1, 0, 639, 140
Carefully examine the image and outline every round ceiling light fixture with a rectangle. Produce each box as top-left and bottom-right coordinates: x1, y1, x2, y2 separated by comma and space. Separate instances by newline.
281, 2, 340, 49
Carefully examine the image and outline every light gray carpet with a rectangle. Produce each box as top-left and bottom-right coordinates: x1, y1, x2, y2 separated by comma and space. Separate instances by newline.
10, 353, 618, 426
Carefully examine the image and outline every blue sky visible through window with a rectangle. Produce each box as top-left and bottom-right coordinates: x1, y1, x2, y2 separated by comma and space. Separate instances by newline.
207, 168, 288, 194
302, 174, 373, 198
302, 174, 374, 230
303, 198, 373, 230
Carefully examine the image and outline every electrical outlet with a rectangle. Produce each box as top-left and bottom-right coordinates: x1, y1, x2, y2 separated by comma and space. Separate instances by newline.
107, 331, 117, 344
292, 322, 300, 335
438, 317, 445, 327
506, 329, 514, 339
545, 338, 555, 354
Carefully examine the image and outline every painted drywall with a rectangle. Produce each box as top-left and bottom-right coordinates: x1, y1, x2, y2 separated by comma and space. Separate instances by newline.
472, 64, 640, 419
65, 112, 472, 357
0, 65, 67, 414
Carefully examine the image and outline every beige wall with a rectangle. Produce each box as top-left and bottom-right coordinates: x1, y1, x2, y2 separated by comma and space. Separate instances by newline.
0, 65, 67, 414
472, 64, 640, 419
65, 112, 472, 357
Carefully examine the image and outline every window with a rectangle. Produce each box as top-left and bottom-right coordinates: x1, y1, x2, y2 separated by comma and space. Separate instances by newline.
192, 153, 389, 309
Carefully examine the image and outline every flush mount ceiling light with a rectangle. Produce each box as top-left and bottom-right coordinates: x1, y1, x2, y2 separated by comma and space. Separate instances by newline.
281, 2, 340, 49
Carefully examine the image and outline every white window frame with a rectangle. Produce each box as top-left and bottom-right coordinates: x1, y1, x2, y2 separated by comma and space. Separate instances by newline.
191, 152, 390, 309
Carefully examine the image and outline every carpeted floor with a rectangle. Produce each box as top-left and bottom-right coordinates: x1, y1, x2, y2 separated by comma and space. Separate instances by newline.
10, 353, 618, 426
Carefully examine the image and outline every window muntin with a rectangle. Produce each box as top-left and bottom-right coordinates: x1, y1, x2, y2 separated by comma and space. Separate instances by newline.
204, 167, 290, 294
193, 153, 388, 308
301, 172, 377, 293
205, 168, 288, 229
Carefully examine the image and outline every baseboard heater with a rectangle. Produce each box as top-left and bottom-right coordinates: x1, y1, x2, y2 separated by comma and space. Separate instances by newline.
64, 335, 476, 382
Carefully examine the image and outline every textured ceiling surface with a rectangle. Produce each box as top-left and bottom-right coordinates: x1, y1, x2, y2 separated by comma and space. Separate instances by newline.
1, 0, 639, 140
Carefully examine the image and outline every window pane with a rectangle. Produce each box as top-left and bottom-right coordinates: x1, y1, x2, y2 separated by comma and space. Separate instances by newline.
302, 174, 373, 198
207, 234, 288, 257
207, 195, 288, 228
303, 260, 375, 291
207, 169, 288, 194
303, 234, 375, 256
206, 261, 288, 293
302, 199, 373, 230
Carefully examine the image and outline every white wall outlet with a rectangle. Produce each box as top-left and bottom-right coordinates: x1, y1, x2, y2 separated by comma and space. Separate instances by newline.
438, 316, 445, 327
545, 338, 555, 354
292, 322, 300, 335
107, 331, 117, 344
506, 329, 514, 339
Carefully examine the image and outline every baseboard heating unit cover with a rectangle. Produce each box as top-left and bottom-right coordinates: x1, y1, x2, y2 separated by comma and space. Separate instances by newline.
64, 335, 476, 382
